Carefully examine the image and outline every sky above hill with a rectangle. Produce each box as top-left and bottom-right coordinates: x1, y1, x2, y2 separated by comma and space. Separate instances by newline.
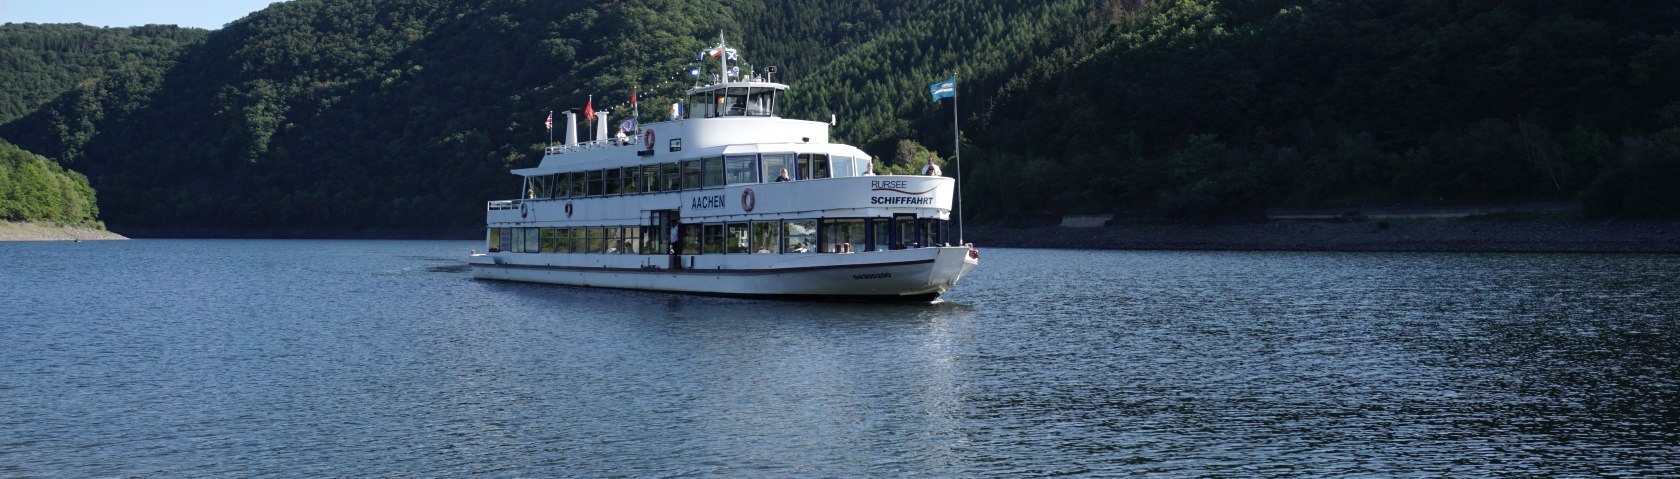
0, 0, 287, 30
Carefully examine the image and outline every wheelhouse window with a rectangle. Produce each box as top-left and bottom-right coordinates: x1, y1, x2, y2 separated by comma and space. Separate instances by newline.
783, 220, 816, 253
725, 155, 758, 185
801, 153, 829, 179
556, 173, 572, 198
762, 153, 792, 182
702, 156, 724, 187
751, 221, 779, 253
832, 156, 856, 178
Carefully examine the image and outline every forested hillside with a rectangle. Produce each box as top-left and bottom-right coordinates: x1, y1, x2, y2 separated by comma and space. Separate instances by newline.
0, 139, 101, 226
1, 0, 1677, 235
0, 23, 207, 124
969, 0, 1680, 220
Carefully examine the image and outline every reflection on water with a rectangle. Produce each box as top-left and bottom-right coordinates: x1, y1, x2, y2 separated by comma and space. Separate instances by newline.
0, 241, 1676, 477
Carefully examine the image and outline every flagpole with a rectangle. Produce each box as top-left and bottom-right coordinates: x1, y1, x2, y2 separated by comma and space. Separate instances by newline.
547, 110, 554, 146
952, 72, 963, 245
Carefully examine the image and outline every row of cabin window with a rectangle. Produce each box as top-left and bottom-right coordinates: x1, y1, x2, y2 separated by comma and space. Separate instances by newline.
487, 217, 949, 255
523, 153, 872, 199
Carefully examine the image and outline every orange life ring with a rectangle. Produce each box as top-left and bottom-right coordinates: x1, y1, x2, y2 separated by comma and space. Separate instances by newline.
741, 188, 756, 212
644, 129, 656, 150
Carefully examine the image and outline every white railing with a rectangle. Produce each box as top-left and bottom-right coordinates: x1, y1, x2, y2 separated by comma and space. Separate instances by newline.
545, 139, 632, 155
486, 199, 519, 211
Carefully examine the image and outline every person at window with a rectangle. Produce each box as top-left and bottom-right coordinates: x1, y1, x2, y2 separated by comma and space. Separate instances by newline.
861, 162, 876, 176
775, 168, 791, 182
921, 157, 942, 176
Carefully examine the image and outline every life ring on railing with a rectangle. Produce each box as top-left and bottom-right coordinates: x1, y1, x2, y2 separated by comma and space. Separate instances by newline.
644, 129, 656, 150
520, 202, 528, 218
741, 188, 756, 212
565, 202, 574, 217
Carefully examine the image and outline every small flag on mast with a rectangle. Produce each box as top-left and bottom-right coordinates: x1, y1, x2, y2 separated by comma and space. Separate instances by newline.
929, 75, 956, 102
584, 96, 595, 121
544, 111, 553, 131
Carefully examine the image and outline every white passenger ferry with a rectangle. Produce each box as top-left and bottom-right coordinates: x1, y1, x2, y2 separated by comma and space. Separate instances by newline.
469, 37, 978, 300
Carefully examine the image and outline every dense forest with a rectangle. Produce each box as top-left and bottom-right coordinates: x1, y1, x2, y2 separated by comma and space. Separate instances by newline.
0, 23, 207, 124
0, 0, 1676, 235
0, 139, 101, 226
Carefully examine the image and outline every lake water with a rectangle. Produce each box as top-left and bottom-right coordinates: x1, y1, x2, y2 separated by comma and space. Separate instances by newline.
2, 240, 1677, 477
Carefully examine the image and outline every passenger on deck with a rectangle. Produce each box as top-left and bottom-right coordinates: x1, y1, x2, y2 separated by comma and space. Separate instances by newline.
861, 162, 876, 176
775, 168, 791, 182
921, 157, 942, 176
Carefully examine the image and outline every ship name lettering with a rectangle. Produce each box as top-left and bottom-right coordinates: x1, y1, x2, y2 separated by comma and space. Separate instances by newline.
852, 272, 892, 280
871, 196, 935, 205
691, 194, 725, 210
871, 180, 908, 189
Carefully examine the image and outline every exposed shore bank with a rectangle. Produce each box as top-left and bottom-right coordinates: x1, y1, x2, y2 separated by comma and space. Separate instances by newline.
965, 217, 1680, 253
0, 221, 127, 241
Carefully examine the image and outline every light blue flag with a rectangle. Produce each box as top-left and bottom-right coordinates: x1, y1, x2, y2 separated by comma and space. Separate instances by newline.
929, 75, 956, 102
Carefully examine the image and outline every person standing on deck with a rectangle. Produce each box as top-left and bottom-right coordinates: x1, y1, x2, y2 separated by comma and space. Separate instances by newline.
920, 157, 942, 176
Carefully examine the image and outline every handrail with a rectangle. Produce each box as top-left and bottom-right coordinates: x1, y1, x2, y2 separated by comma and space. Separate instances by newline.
545, 139, 629, 155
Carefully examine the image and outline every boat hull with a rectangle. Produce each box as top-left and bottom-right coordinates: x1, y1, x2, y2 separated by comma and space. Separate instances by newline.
469, 246, 977, 300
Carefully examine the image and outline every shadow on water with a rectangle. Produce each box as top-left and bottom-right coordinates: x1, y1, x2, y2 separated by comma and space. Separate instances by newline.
474, 278, 975, 324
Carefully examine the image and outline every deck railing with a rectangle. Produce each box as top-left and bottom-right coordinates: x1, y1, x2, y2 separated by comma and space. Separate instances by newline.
545, 139, 630, 155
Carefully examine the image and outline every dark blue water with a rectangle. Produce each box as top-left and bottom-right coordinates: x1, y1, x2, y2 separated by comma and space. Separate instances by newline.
2, 240, 1677, 477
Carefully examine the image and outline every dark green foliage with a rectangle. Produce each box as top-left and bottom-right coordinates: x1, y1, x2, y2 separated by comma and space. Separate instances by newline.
0, 23, 207, 124
0, 139, 101, 226
4, 0, 1679, 233
972, 0, 1680, 219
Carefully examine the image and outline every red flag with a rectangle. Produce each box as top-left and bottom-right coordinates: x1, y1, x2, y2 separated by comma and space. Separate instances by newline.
630, 89, 637, 107
544, 111, 553, 130
584, 96, 595, 121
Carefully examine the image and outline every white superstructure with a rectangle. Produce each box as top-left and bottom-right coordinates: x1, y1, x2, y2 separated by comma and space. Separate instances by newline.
469, 36, 977, 300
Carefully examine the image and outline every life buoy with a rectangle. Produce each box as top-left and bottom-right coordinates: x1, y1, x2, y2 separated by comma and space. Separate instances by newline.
644, 129, 656, 150
565, 202, 574, 217
741, 188, 756, 212
520, 202, 528, 218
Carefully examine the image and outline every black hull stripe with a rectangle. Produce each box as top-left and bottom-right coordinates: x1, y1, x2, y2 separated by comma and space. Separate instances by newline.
472, 258, 936, 276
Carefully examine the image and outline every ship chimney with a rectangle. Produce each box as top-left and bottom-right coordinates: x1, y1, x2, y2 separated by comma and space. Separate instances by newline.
564, 111, 578, 146
597, 110, 610, 142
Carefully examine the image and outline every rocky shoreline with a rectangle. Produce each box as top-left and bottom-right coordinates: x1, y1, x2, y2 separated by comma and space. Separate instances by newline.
964, 217, 1680, 253
0, 221, 127, 241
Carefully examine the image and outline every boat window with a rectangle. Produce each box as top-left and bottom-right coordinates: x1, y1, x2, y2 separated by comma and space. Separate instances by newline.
922, 218, 945, 246
624, 226, 644, 254
702, 156, 724, 187
725, 155, 758, 185
751, 221, 779, 253
795, 154, 810, 180
726, 223, 750, 254
761, 153, 792, 183
511, 227, 525, 252
783, 220, 816, 253
680, 224, 701, 254
801, 153, 829, 179
569, 228, 585, 253
896, 216, 917, 249
745, 89, 775, 116
702, 224, 724, 254
641, 165, 661, 193
832, 156, 855, 178
606, 168, 623, 195
554, 228, 571, 253
524, 227, 540, 253
581, 227, 600, 253
567, 172, 584, 197
586, 170, 604, 196
822, 219, 866, 253
869, 219, 889, 251
663, 163, 682, 191
528, 175, 549, 199
681, 160, 702, 190
724, 91, 748, 117
487, 228, 501, 252
624, 167, 641, 194
604, 227, 620, 253
555, 173, 570, 198
539, 228, 556, 253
